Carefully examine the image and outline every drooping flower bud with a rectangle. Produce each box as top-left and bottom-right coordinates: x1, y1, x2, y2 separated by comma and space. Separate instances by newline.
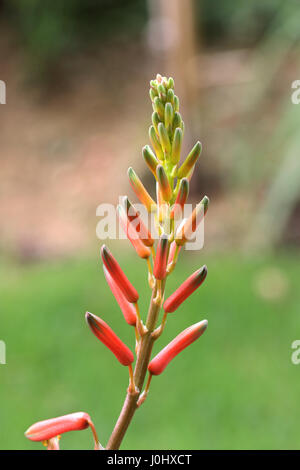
101, 245, 139, 303
177, 141, 202, 179
149, 125, 164, 161
128, 167, 156, 213
86, 312, 134, 366
156, 165, 172, 202
164, 265, 207, 313
153, 234, 169, 280
175, 196, 209, 246
25, 412, 91, 442
158, 122, 171, 155
170, 178, 189, 219
118, 205, 151, 259
143, 145, 158, 177
103, 266, 137, 326
171, 127, 182, 165
148, 320, 208, 375
122, 196, 154, 247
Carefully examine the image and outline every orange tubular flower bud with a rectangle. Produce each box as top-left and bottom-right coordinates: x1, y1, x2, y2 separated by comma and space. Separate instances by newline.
118, 205, 151, 259
163, 265, 208, 313
25, 412, 91, 442
175, 196, 209, 246
170, 178, 189, 219
101, 245, 139, 303
103, 266, 137, 326
156, 165, 173, 202
143, 145, 158, 177
122, 196, 154, 247
153, 234, 169, 280
86, 312, 134, 366
148, 320, 208, 375
128, 167, 157, 213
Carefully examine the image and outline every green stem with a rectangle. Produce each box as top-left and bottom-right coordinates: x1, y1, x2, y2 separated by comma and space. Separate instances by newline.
106, 280, 166, 450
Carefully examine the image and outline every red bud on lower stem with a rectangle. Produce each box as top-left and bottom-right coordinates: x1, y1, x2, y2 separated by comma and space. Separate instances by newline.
25, 412, 91, 442
103, 266, 137, 326
86, 312, 134, 366
148, 320, 208, 375
153, 234, 169, 280
164, 265, 208, 313
101, 245, 139, 303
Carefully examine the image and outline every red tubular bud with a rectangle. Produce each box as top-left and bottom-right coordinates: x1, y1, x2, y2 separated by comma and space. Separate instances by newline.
168, 241, 182, 265
118, 205, 151, 259
122, 196, 154, 247
25, 412, 91, 442
85, 312, 134, 366
148, 320, 208, 375
153, 234, 169, 280
101, 245, 139, 303
103, 266, 137, 326
170, 178, 189, 219
164, 265, 207, 313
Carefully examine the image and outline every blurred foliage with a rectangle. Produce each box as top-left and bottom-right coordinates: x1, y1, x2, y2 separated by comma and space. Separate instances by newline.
2, 0, 294, 73
0, 251, 300, 449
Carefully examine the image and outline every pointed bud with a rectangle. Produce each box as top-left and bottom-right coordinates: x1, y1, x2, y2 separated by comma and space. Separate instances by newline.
167, 77, 174, 89
175, 196, 209, 245
123, 196, 154, 247
173, 112, 183, 132
171, 127, 183, 165
164, 265, 207, 313
173, 95, 179, 112
168, 240, 182, 265
103, 266, 137, 326
152, 111, 160, 134
153, 96, 165, 120
149, 125, 164, 161
167, 88, 174, 103
25, 412, 91, 442
153, 234, 169, 280
86, 312, 134, 366
156, 165, 173, 202
117, 205, 151, 259
101, 245, 139, 303
170, 178, 189, 219
148, 320, 208, 375
177, 141, 202, 179
164, 102, 174, 132
158, 122, 171, 155
149, 88, 157, 101
128, 167, 157, 213
143, 145, 158, 177
157, 83, 167, 101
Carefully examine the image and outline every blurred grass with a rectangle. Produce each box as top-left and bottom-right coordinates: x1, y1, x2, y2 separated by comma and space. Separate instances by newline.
0, 249, 300, 449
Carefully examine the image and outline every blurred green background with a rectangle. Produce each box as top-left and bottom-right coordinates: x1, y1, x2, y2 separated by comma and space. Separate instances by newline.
1, 0, 300, 450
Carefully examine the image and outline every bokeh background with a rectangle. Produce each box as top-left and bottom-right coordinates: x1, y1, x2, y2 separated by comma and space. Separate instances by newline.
1, 0, 300, 449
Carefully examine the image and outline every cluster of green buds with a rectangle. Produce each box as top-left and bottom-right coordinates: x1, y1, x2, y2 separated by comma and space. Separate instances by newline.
24, 74, 210, 450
